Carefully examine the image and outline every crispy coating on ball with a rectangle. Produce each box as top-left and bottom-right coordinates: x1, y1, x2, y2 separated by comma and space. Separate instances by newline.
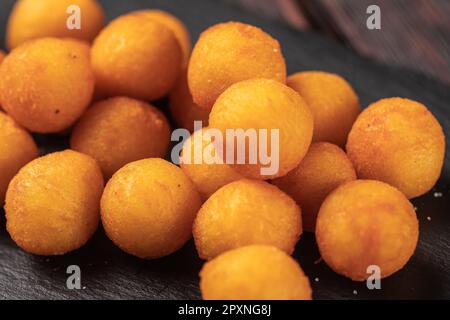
5, 150, 104, 255
287, 71, 360, 147
200, 245, 312, 300
273, 142, 356, 232
347, 97, 445, 199
101, 158, 202, 259
71, 97, 170, 179
193, 179, 302, 260
316, 180, 419, 281
6, 0, 104, 50
0, 38, 95, 133
188, 21, 286, 110
209, 79, 314, 180
91, 14, 182, 101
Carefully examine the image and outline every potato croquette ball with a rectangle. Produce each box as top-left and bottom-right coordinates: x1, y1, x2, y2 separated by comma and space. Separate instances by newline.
200, 245, 312, 300
6, 0, 104, 50
71, 97, 171, 179
188, 22, 286, 110
209, 79, 313, 180
0, 112, 38, 204
0, 38, 95, 133
91, 14, 182, 101
180, 128, 243, 200
193, 179, 302, 260
347, 97, 445, 199
316, 180, 419, 281
273, 142, 356, 232
101, 159, 202, 259
287, 71, 360, 147
5, 150, 104, 255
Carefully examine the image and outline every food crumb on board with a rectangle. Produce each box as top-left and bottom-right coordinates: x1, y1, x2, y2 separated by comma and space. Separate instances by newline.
314, 277, 320, 282
427, 216, 432, 221
353, 290, 358, 295
433, 192, 443, 198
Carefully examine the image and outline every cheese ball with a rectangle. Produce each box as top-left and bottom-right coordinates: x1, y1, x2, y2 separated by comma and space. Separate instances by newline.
273, 143, 357, 232
5, 150, 104, 255
200, 245, 312, 300
101, 158, 202, 259
287, 71, 360, 147
91, 14, 182, 101
347, 97, 445, 199
193, 179, 302, 260
188, 22, 286, 110
0, 112, 38, 204
6, 0, 104, 50
209, 79, 314, 180
0, 38, 95, 133
71, 97, 171, 179
316, 180, 419, 281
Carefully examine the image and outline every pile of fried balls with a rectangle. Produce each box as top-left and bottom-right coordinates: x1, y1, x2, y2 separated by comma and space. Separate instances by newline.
0, 0, 446, 300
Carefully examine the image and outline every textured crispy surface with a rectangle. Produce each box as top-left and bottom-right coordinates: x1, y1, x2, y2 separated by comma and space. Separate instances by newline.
200, 245, 312, 300
188, 21, 286, 110
316, 180, 419, 281
347, 97, 445, 199
5, 150, 104, 255
101, 158, 202, 259
193, 179, 302, 260
273, 142, 356, 232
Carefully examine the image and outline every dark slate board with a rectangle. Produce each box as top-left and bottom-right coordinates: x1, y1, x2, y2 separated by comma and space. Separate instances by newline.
0, 0, 449, 300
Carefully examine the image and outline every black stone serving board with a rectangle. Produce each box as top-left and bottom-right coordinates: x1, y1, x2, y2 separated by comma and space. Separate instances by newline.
0, 0, 449, 300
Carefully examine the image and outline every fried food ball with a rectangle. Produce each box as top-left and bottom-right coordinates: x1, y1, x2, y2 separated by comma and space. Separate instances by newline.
5, 150, 104, 255
193, 179, 302, 260
273, 142, 356, 232
71, 97, 170, 179
63, 38, 91, 58
200, 245, 312, 300
0, 38, 95, 133
91, 14, 182, 101
188, 22, 286, 110
6, 0, 104, 50
209, 79, 313, 180
316, 180, 419, 281
101, 158, 202, 259
287, 71, 360, 147
0, 112, 38, 204
347, 97, 445, 199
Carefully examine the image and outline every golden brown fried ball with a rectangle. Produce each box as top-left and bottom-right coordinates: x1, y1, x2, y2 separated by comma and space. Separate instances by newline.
193, 179, 302, 260
316, 180, 419, 281
71, 97, 171, 179
101, 158, 202, 259
347, 97, 445, 199
200, 245, 312, 300
5, 150, 104, 255
0, 112, 38, 204
6, 0, 104, 50
0, 38, 95, 133
287, 71, 360, 147
188, 21, 286, 110
91, 14, 182, 101
273, 142, 356, 232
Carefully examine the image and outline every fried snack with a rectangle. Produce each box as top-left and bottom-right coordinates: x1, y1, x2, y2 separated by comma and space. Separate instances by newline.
188, 22, 286, 110
287, 71, 360, 147
101, 158, 202, 259
0, 38, 94, 133
91, 14, 182, 101
347, 97, 445, 199
316, 180, 419, 281
273, 142, 356, 232
0, 112, 38, 204
209, 79, 313, 180
200, 245, 312, 300
71, 97, 170, 179
193, 179, 302, 260
6, 0, 104, 50
5, 150, 104, 255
